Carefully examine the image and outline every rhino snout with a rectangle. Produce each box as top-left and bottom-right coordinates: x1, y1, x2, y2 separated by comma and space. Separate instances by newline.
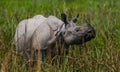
84, 28, 96, 42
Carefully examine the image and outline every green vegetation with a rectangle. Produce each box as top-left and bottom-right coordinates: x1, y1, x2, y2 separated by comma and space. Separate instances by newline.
0, 0, 120, 72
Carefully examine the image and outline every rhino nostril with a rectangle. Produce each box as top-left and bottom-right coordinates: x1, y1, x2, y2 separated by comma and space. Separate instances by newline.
87, 30, 96, 38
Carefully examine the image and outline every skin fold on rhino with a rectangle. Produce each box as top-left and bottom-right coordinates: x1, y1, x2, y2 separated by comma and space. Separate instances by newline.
14, 15, 47, 54
14, 13, 96, 61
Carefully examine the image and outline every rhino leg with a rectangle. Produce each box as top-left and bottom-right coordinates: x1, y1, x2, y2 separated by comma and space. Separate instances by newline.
65, 45, 69, 55
41, 49, 47, 62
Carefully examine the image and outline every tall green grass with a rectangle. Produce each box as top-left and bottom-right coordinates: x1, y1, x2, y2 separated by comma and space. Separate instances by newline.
0, 0, 120, 72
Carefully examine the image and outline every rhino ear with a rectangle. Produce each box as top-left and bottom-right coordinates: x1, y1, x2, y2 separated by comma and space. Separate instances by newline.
72, 14, 79, 23
61, 13, 68, 25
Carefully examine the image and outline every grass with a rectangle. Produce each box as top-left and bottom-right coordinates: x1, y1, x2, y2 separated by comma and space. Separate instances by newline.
0, 0, 120, 72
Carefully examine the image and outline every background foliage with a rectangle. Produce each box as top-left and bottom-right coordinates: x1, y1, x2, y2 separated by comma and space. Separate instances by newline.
0, 0, 120, 72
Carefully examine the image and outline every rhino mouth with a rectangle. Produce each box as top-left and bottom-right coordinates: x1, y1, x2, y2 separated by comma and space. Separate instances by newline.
81, 29, 95, 44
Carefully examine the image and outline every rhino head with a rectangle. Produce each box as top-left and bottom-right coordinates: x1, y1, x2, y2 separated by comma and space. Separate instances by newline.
57, 13, 96, 45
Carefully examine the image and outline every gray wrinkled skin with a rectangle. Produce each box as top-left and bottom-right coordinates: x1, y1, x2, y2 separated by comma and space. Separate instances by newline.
14, 15, 47, 54
14, 13, 95, 60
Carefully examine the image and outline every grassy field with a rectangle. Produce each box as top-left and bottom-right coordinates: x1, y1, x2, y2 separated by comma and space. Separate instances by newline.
0, 0, 120, 72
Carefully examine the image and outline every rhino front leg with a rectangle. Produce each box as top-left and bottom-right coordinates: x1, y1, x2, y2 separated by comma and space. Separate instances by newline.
41, 49, 47, 62
65, 46, 69, 55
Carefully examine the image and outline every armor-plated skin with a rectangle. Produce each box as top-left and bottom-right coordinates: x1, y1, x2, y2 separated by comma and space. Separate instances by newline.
14, 15, 47, 55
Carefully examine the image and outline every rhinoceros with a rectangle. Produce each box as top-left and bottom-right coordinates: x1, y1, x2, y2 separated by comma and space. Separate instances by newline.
14, 13, 95, 61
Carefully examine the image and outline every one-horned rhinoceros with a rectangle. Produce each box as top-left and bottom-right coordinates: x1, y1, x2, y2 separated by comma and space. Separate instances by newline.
14, 13, 95, 61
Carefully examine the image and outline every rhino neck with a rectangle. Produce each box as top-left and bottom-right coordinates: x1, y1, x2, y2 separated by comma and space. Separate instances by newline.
57, 32, 69, 47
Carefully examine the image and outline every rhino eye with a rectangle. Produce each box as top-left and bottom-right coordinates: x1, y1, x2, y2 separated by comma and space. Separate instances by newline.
75, 27, 82, 32
75, 28, 81, 32
76, 29, 79, 32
